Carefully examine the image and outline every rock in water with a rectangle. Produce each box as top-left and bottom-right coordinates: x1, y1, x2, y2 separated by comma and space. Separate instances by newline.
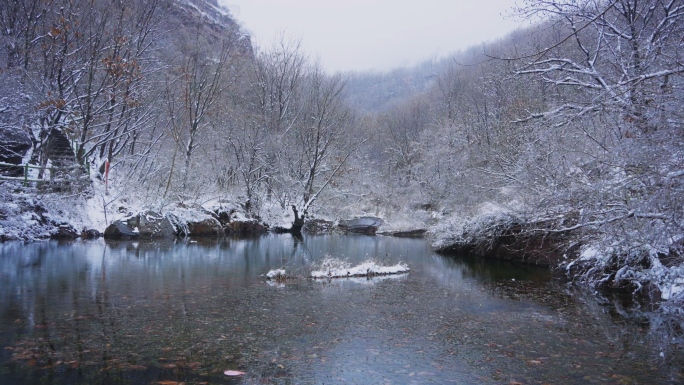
103, 220, 139, 239
338, 216, 384, 235
127, 211, 176, 238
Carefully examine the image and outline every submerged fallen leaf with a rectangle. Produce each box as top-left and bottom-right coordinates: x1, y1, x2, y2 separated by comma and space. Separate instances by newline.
41, 360, 63, 369
224, 370, 245, 376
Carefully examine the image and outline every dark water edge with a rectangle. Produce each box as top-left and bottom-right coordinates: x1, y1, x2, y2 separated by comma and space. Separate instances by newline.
0, 235, 682, 384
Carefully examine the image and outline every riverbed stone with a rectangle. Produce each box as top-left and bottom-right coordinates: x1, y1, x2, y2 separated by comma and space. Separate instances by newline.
303, 219, 335, 234
212, 207, 267, 235
126, 211, 176, 238
81, 228, 101, 239
103, 220, 140, 239
50, 224, 79, 240
224, 219, 267, 235
186, 216, 224, 237
338, 216, 384, 235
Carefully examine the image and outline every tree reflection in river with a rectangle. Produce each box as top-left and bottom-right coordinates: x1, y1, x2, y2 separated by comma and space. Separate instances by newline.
0, 235, 681, 384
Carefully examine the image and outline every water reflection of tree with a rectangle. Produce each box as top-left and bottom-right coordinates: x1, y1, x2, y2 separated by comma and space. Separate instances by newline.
437, 254, 552, 282
431, 253, 684, 369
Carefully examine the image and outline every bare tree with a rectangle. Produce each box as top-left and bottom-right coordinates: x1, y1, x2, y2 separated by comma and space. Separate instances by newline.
279, 64, 358, 232
0, 0, 48, 71
252, 35, 307, 133
165, 37, 239, 190
381, 97, 432, 185
514, 0, 684, 134
1, 0, 162, 184
227, 115, 268, 214
504, 0, 684, 289
247, 35, 307, 202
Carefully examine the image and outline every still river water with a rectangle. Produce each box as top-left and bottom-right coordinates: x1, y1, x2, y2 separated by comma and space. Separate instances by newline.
0, 234, 681, 384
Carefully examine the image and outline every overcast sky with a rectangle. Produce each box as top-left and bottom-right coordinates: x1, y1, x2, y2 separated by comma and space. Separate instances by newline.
220, 0, 525, 73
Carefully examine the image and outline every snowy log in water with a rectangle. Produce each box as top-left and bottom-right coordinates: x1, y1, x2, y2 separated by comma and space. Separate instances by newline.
264, 257, 410, 281
265, 269, 288, 280
309, 257, 409, 279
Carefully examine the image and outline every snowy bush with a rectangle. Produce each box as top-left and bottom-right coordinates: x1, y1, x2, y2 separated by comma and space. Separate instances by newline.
565, 241, 684, 304
430, 210, 521, 253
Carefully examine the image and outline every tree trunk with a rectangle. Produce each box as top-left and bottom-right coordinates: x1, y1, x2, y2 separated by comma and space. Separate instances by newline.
290, 205, 304, 235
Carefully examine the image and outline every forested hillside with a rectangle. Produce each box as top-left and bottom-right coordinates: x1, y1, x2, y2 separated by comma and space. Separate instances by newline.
1, 0, 684, 309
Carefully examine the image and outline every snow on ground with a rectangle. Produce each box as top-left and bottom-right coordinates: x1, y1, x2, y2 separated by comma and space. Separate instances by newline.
373, 201, 445, 233
259, 200, 294, 229
379, 217, 424, 233
0, 182, 96, 240
659, 277, 684, 301
165, 204, 215, 222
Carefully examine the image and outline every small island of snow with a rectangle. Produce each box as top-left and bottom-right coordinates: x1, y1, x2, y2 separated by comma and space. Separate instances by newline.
265, 257, 410, 281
